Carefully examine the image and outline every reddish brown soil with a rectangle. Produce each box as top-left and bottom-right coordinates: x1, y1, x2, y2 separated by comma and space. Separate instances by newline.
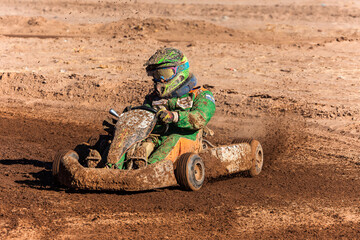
0, 0, 359, 239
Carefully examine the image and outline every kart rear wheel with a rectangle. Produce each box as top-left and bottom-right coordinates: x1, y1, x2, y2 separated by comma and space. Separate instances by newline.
175, 153, 205, 191
52, 150, 78, 180
248, 140, 263, 177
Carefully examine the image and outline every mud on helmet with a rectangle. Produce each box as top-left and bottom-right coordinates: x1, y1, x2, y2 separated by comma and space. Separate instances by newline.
145, 48, 190, 98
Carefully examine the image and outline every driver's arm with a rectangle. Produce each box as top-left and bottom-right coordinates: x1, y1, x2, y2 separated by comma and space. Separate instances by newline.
175, 91, 216, 130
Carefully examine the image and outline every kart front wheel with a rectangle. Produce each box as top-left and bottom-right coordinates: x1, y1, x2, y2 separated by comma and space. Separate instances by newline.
52, 150, 79, 181
175, 153, 205, 191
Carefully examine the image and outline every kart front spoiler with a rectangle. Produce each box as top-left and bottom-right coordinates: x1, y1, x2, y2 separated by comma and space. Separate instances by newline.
56, 151, 178, 191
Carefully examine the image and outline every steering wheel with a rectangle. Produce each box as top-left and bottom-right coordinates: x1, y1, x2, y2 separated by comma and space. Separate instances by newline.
130, 105, 157, 114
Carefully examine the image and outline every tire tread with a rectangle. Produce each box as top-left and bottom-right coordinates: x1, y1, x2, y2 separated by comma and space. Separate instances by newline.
175, 152, 193, 190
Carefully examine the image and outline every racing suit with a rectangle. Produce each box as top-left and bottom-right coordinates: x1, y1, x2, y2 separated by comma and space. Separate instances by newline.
144, 86, 216, 164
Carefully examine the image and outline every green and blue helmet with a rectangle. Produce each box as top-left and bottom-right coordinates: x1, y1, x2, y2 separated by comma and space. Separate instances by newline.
145, 48, 190, 98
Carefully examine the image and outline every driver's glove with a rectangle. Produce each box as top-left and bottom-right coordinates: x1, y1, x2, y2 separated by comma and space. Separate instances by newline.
158, 109, 179, 124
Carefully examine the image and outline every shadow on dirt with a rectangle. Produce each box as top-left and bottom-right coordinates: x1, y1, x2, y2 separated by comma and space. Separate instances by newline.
64, 186, 179, 195
0, 158, 52, 169
206, 170, 249, 183
16, 169, 54, 189
0, 158, 55, 189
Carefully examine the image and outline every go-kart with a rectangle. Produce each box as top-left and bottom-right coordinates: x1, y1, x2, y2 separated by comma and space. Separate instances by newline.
52, 106, 263, 191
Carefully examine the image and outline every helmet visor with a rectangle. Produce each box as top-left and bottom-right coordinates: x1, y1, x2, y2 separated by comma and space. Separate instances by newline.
152, 67, 177, 83
149, 62, 189, 83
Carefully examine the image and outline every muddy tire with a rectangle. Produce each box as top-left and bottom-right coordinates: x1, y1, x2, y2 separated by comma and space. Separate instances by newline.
52, 150, 78, 181
248, 140, 263, 177
175, 153, 205, 191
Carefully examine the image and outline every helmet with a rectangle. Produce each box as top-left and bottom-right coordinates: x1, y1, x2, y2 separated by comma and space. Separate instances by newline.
145, 48, 190, 98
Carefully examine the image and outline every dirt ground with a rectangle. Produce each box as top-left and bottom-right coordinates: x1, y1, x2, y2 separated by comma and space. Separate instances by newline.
0, 0, 359, 239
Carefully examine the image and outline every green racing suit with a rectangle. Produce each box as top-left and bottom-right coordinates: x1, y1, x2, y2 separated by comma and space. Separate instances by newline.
144, 86, 216, 163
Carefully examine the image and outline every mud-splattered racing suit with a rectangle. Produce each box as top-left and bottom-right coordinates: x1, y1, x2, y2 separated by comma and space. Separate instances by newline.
144, 85, 216, 164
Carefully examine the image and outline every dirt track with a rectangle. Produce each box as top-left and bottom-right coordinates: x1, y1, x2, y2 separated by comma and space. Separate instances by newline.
0, 0, 359, 239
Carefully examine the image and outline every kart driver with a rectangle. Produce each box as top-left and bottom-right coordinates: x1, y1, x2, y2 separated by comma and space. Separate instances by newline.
138, 47, 216, 164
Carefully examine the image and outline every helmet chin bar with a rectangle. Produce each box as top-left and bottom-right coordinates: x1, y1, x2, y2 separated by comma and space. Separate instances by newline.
155, 82, 175, 98
155, 82, 168, 98
155, 73, 196, 98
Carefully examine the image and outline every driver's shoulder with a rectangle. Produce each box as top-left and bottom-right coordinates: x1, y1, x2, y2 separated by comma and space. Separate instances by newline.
189, 86, 213, 99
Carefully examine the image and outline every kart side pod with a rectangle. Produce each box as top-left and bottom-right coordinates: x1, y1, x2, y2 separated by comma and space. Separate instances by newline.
52, 140, 263, 191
